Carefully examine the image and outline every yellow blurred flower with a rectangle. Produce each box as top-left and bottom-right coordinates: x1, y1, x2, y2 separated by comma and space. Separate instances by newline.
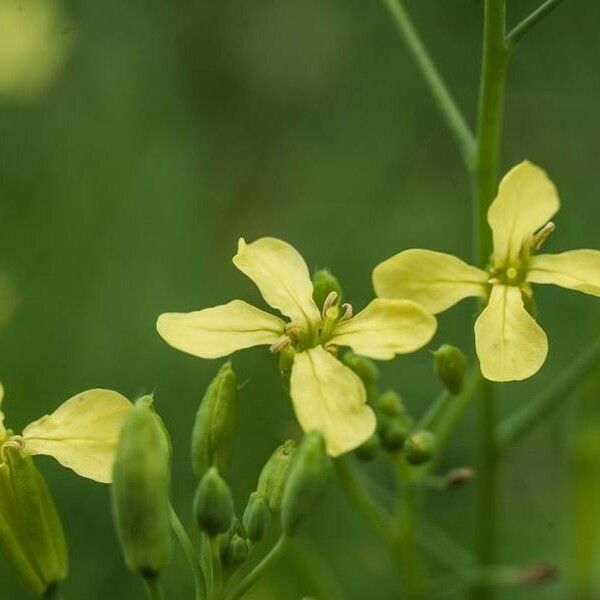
373, 161, 600, 382
157, 237, 437, 456
0, 0, 71, 98
0, 385, 132, 483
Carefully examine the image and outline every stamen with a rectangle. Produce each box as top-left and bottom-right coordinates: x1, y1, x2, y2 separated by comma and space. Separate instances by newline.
340, 303, 353, 321
269, 335, 291, 354
488, 277, 500, 285
532, 222, 556, 251
321, 291, 338, 319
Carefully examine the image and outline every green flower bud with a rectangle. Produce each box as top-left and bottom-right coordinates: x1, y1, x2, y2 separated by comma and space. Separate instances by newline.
0, 445, 68, 596
379, 417, 411, 452
404, 431, 436, 466
257, 440, 297, 511
111, 396, 172, 578
341, 351, 380, 386
281, 431, 332, 536
433, 344, 468, 395
192, 362, 238, 479
312, 269, 343, 309
279, 345, 296, 393
242, 492, 271, 543
354, 433, 380, 461
194, 467, 234, 537
223, 534, 248, 567
376, 390, 405, 417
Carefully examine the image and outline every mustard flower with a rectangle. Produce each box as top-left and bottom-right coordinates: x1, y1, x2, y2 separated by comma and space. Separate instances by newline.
157, 237, 437, 456
373, 161, 600, 382
0, 383, 132, 483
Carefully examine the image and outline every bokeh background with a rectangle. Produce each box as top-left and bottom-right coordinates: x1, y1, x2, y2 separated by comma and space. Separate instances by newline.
1, 0, 599, 598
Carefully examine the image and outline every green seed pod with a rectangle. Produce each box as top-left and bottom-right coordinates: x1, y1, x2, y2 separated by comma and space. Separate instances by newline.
354, 433, 380, 461
312, 268, 343, 309
342, 351, 379, 387
281, 431, 332, 536
376, 390, 405, 417
404, 431, 436, 466
192, 362, 238, 479
433, 344, 468, 395
223, 534, 248, 567
242, 492, 271, 543
0, 446, 68, 596
111, 396, 171, 577
194, 467, 234, 537
279, 345, 296, 394
257, 440, 298, 512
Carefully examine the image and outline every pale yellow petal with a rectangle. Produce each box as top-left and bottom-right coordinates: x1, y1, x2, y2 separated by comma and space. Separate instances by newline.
527, 250, 600, 297
372, 249, 488, 314
157, 299, 285, 359
488, 161, 559, 267
22, 389, 133, 483
0, 381, 5, 437
329, 299, 437, 360
290, 347, 376, 457
474, 285, 548, 382
232, 237, 321, 326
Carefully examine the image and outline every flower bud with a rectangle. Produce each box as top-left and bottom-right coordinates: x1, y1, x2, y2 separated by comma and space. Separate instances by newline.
404, 430, 436, 466
433, 345, 468, 395
111, 396, 171, 578
379, 416, 412, 452
341, 351, 379, 387
0, 446, 68, 596
223, 534, 248, 567
354, 433, 380, 461
192, 362, 238, 479
376, 390, 405, 417
194, 467, 234, 537
257, 440, 297, 512
311, 269, 343, 310
281, 431, 332, 536
242, 492, 271, 543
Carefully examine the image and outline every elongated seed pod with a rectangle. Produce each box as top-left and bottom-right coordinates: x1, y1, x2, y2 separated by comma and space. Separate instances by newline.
111, 396, 171, 577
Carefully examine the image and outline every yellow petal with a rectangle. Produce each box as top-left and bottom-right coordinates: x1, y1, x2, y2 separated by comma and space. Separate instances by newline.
474, 285, 548, 382
488, 161, 559, 267
527, 250, 600, 297
157, 299, 285, 359
22, 389, 133, 483
290, 346, 376, 457
372, 249, 488, 314
329, 299, 437, 360
232, 237, 321, 326
0, 381, 5, 437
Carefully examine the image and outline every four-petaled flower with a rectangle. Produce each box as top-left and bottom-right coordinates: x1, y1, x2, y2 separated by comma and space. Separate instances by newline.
0, 383, 132, 483
157, 237, 437, 456
373, 161, 600, 382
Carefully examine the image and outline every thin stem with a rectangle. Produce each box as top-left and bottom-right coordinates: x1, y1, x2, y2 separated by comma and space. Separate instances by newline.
44, 585, 64, 600
496, 335, 600, 450
169, 505, 206, 600
209, 536, 223, 600
224, 535, 290, 600
416, 391, 451, 431
143, 577, 165, 600
506, 0, 566, 48
381, 0, 477, 167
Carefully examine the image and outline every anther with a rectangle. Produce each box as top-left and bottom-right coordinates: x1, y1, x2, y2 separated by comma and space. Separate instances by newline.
269, 335, 291, 354
321, 292, 338, 319
340, 303, 353, 321
532, 222, 556, 251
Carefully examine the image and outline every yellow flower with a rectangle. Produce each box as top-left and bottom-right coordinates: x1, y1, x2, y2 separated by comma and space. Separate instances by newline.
373, 161, 600, 382
0, 384, 132, 483
157, 237, 437, 456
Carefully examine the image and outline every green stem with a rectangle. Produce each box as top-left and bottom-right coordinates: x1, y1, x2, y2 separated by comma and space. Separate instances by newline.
224, 535, 290, 600
169, 505, 206, 600
143, 577, 165, 600
44, 584, 64, 600
496, 335, 600, 450
381, 0, 476, 167
506, 0, 566, 48
416, 391, 451, 431
209, 536, 223, 600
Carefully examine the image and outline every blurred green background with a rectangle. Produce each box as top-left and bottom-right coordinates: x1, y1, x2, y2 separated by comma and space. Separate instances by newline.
0, 0, 598, 598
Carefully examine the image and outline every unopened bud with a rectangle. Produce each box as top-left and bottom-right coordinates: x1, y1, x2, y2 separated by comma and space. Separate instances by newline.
257, 440, 297, 512
404, 430, 436, 465
433, 345, 468, 395
281, 431, 332, 536
376, 390, 405, 417
194, 467, 234, 537
0, 447, 68, 596
192, 362, 238, 478
445, 467, 474, 489
354, 433, 380, 461
379, 416, 411, 452
242, 492, 271, 543
111, 396, 171, 578
312, 269, 343, 310
342, 351, 379, 386
223, 534, 248, 567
